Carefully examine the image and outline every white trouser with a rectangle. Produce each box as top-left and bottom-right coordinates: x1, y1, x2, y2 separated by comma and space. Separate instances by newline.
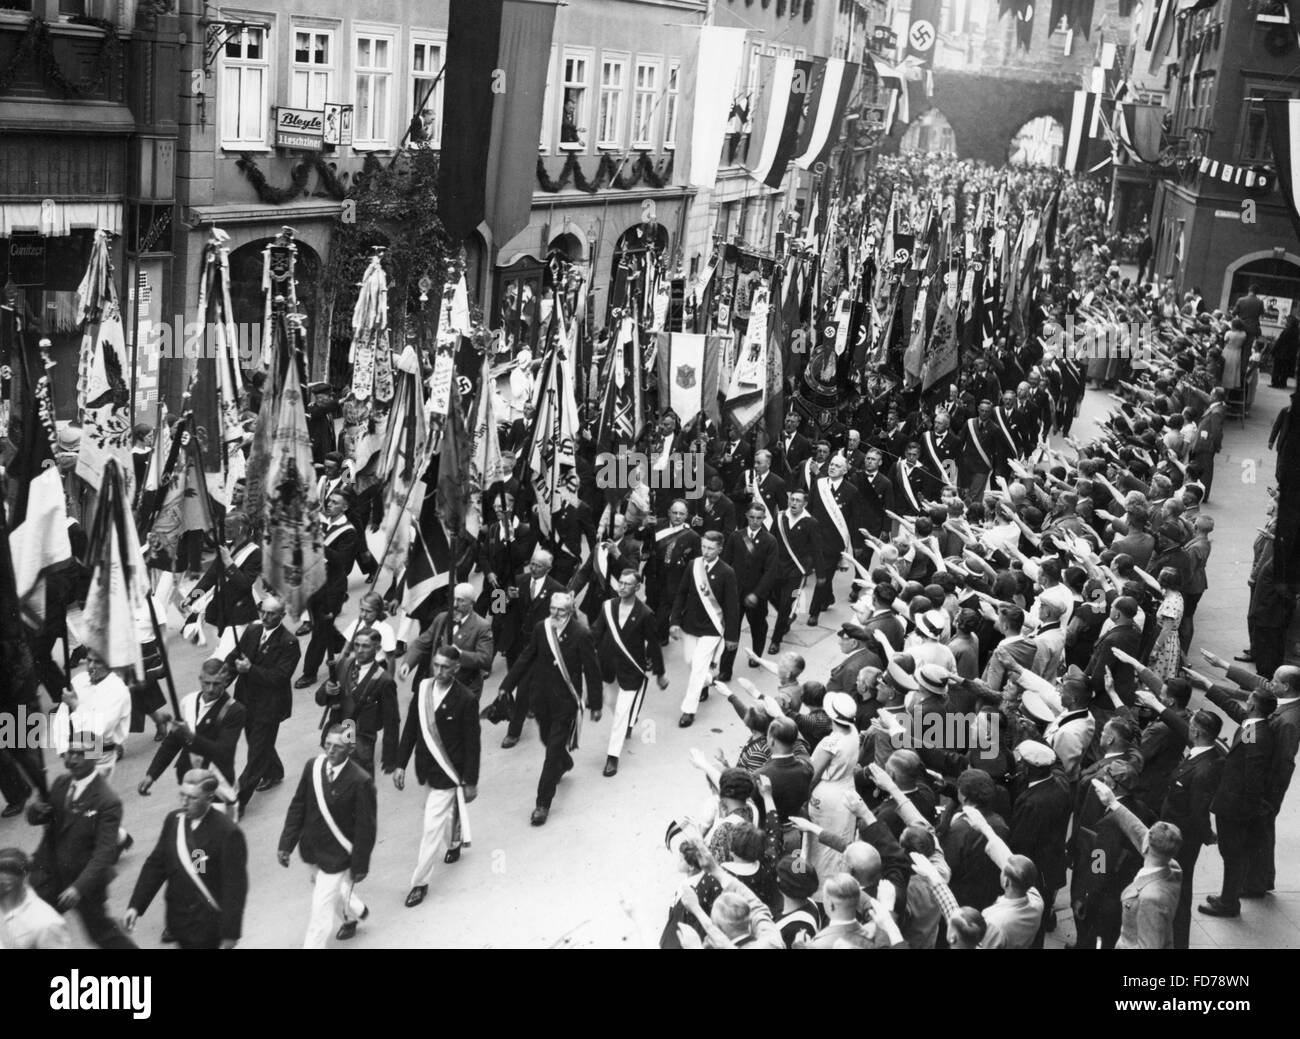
605, 681, 643, 759
210, 623, 250, 661
410, 787, 459, 888
679, 633, 722, 715
303, 867, 366, 949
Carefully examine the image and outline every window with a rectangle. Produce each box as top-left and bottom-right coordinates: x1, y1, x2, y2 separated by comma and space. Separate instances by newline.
598, 54, 627, 148
354, 30, 395, 149
1241, 88, 1293, 163
221, 26, 269, 148
540, 45, 557, 150
560, 50, 591, 149
632, 59, 660, 148
664, 60, 681, 149
411, 36, 445, 147
290, 27, 334, 111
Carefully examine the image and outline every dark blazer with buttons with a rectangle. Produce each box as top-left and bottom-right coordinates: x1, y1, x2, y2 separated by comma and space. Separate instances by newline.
772, 511, 824, 580
1206, 687, 1276, 822
723, 526, 779, 601
1084, 623, 1141, 705
404, 609, 495, 696
500, 617, 603, 712
670, 558, 741, 642
694, 493, 738, 538
27, 772, 122, 898
1159, 745, 1225, 848
396, 678, 481, 789
590, 598, 665, 688
751, 470, 788, 521
146, 690, 247, 786
1010, 771, 1073, 890
226, 622, 301, 722
315, 659, 401, 771
128, 808, 248, 944
278, 757, 377, 876
807, 475, 864, 555
191, 543, 262, 627
772, 432, 813, 480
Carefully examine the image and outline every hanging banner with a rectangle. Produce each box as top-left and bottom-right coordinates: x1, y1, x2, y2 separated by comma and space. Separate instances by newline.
906, 0, 941, 67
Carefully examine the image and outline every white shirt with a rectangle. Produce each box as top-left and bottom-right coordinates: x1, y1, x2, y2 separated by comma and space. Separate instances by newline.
429, 680, 453, 713
0, 887, 71, 950
1187, 745, 1213, 760
327, 761, 345, 783
70, 773, 96, 803
54, 672, 133, 756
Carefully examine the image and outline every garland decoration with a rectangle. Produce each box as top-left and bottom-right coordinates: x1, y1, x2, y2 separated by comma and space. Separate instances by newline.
536, 151, 674, 193
0, 17, 121, 97
233, 153, 384, 204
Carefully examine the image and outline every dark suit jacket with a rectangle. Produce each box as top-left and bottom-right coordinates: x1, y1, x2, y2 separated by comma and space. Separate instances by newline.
396, 679, 482, 789
404, 609, 495, 696
1134, 705, 1192, 808
1084, 623, 1142, 705
772, 511, 824, 580
890, 460, 927, 516
1263, 698, 1300, 816
589, 598, 665, 688
1159, 745, 1225, 848
773, 432, 813, 480
146, 691, 247, 786
501, 574, 565, 658
28, 772, 122, 898
645, 523, 701, 596
1206, 687, 1277, 822
670, 558, 741, 641
939, 808, 1011, 910
315, 659, 401, 771
314, 520, 359, 612
860, 609, 906, 652
226, 622, 301, 722
479, 518, 537, 590
826, 646, 883, 695
1010, 771, 1072, 889
501, 618, 603, 711
694, 493, 738, 538
723, 526, 779, 600
128, 808, 248, 943
192, 543, 262, 626
710, 437, 753, 496
278, 757, 377, 875
755, 754, 814, 826
807, 475, 863, 555
751, 470, 788, 521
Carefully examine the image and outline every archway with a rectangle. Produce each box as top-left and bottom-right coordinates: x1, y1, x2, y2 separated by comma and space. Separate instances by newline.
608, 221, 670, 322
226, 237, 323, 369
1008, 115, 1065, 167
900, 109, 957, 156
1222, 252, 1300, 332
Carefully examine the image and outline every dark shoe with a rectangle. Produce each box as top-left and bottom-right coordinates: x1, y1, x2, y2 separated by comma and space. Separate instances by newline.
501, 735, 519, 749
748, 658, 761, 668
1198, 897, 1240, 918
603, 756, 619, 777
161, 928, 176, 943
1233, 654, 1254, 663
405, 886, 428, 908
530, 806, 549, 826
255, 776, 282, 793
1, 801, 25, 819
294, 673, 318, 689
118, 834, 134, 853
678, 713, 694, 728
444, 847, 461, 864
336, 905, 369, 940
807, 614, 819, 626
767, 641, 781, 654
295, 622, 313, 637
699, 686, 709, 702
1239, 890, 1270, 899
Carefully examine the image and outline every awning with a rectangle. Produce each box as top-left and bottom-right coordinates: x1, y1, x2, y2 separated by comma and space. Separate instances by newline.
0, 201, 123, 237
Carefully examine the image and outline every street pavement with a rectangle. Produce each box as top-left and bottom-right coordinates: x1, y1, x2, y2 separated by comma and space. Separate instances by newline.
2, 381, 1297, 949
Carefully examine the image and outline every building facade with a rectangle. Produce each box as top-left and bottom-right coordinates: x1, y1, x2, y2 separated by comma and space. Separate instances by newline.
1149, 0, 1300, 318
0, 0, 178, 423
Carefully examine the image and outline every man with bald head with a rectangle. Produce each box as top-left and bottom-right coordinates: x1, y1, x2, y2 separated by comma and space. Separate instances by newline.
497, 592, 602, 825
126, 768, 248, 949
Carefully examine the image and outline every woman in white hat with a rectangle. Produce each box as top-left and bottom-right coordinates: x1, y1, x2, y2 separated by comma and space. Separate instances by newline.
806, 691, 860, 889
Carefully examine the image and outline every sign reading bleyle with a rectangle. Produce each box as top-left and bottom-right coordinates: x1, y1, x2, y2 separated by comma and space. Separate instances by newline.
275, 107, 325, 150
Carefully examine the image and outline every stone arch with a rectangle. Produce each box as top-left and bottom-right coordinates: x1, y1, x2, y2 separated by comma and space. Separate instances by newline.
900, 108, 958, 156
1220, 250, 1300, 312
1008, 113, 1066, 167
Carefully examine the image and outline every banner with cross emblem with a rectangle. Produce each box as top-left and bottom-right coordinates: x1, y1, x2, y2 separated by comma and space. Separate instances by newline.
906, 0, 941, 67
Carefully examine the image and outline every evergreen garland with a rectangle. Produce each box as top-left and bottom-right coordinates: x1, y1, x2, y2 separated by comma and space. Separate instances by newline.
0, 17, 120, 97
233, 153, 376, 204
536, 152, 674, 193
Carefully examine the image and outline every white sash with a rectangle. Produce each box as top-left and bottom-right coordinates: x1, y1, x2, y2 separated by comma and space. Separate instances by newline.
323, 520, 353, 547
923, 433, 955, 487
966, 418, 993, 470
179, 694, 238, 802
995, 408, 1020, 458
231, 542, 258, 567
693, 557, 726, 636
896, 462, 922, 512
656, 523, 688, 543
777, 513, 808, 576
543, 619, 584, 749
816, 477, 852, 549
415, 680, 473, 847
604, 600, 647, 678
312, 756, 353, 855
175, 812, 221, 912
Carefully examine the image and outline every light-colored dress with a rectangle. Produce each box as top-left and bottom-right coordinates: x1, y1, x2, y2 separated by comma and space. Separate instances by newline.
808, 724, 860, 888
1222, 330, 1247, 390
1152, 590, 1185, 681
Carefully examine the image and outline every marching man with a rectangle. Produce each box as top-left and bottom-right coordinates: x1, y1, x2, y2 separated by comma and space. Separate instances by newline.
590, 571, 668, 777
277, 722, 377, 947
125, 768, 248, 949
393, 645, 480, 909
670, 530, 740, 729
